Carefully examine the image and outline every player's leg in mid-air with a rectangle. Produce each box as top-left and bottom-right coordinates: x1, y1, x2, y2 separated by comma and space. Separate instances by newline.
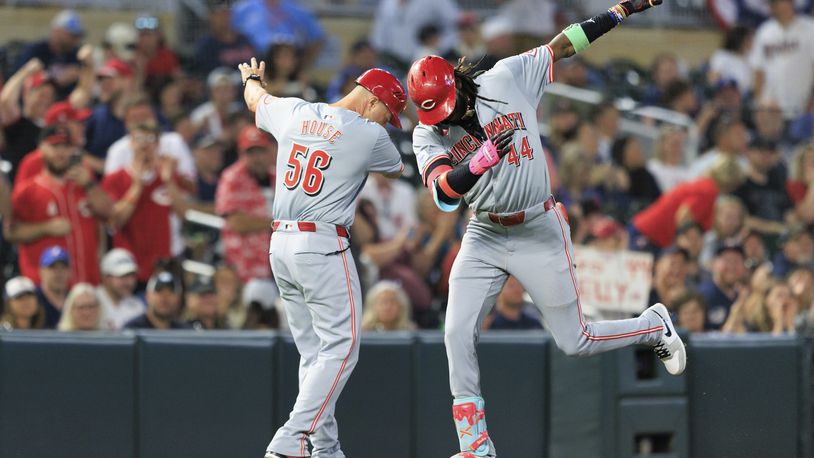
506, 203, 686, 374
266, 232, 361, 458
444, 223, 510, 458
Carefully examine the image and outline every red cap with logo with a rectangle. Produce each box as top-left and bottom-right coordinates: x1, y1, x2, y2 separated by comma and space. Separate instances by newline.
44, 102, 92, 126
238, 126, 273, 152
356, 68, 407, 128
407, 55, 457, 126
97, 58, 134, 78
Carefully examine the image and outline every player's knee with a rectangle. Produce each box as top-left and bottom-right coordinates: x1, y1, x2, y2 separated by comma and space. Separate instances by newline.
444, 322, 473, 352
554, 331, 589, 357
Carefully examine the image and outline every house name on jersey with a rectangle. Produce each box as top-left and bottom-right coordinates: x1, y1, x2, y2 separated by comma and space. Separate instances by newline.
301, 120, 343, 144
448, 112, 528, 163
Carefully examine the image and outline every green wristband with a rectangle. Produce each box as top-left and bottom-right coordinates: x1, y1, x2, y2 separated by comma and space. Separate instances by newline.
563, 24, 591, 53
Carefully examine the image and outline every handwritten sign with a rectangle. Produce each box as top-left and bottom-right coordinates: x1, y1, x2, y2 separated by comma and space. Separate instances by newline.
572, 247, 654, 314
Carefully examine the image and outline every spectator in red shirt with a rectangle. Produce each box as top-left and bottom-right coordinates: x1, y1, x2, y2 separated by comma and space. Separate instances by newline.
215, 125, 276, 283
631, 157, 744, 252
9, 125, 112, 284
788, 143, 814, 225
15, 101, 92, 187
133, 14, 181, 98
103, 122, 187, 283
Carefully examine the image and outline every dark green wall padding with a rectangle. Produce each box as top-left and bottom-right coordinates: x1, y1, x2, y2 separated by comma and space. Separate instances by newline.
0, 331, 809, 458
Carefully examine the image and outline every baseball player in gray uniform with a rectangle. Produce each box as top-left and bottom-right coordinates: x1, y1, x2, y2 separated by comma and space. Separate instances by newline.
407, 1, 686, 456
238, 58, 407, 458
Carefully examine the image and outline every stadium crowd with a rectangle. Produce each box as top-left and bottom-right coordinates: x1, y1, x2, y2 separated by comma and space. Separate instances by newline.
0, 0, 813, 337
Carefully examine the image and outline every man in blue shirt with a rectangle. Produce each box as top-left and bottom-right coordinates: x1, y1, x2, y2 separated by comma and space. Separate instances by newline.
231, 0, 326, 67
14, 10, 84, 99
698, 243, 748, 330
486, 276, 543, 331
193, 0, 257, 77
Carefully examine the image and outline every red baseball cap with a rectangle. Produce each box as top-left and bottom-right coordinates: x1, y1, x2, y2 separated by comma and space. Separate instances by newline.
39, 124, 73, 146
97, 58, 134, 78
25, 71, 53, 92
44, 102, 92, 126
591, 217, 623, 239
238, 126, 273, 152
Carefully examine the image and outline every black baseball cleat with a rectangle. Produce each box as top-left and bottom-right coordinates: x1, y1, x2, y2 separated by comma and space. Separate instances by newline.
644, 303, 687, 375
264, 453, 288, 458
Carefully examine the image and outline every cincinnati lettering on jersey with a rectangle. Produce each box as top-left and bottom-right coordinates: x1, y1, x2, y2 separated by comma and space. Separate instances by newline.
483, 112, 527, 138
301, 120, 343, 144
448, 112, 528, 164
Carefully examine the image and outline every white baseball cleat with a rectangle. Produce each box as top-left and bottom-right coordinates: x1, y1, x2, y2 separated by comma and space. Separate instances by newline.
645, 303, 686, 375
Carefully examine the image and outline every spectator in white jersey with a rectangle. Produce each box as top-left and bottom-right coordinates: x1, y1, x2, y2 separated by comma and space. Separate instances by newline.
751, 0, 814, 120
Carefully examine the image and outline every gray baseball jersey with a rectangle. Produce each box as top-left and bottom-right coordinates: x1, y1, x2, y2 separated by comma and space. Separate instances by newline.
257, 94, 403, 458
256, 95, 404, 228
413, 45, 555, 214
413, 47, 668, 457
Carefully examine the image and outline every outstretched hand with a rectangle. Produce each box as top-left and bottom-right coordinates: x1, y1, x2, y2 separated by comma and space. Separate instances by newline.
238, 57, 266, 85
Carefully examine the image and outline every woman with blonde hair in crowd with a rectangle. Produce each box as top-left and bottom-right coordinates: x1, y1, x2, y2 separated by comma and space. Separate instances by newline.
57, 283, 102, 331
787, 143, 814, 224
361, 280, 416, 332
1, 276, 45, 330
724, 265, 796, 335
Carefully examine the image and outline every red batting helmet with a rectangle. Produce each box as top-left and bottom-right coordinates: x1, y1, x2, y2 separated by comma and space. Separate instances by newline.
356, 68, 406, 128
407, 55, 456, 126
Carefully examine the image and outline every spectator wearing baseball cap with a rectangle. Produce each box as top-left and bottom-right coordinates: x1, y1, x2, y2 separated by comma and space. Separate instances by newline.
97, 248, 145, 330
215, 125, 277, 283
1, 61, 56, 181
733, 137, 794, 236
9, 124, 112, 286
190, 67, 242, 141
185, 275, 226, 330
35, 245, 71, 328
241, 278, 281, 330
772, 225, 814, 278
1, 276, 45, 330
191, 135, 225, 210
124, 271, 189, 329
192, 1, 256, 78
11, 9, 84, 98
698, 242, 749, 329
103, 121, 188, 283
84, 59, 137, 160
15, 102, 93, 185
133, 14, 181, 97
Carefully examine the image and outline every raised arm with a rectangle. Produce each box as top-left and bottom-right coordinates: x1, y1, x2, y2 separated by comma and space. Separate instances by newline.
548, 0, 663, 62
0, 58, 43, 126
238, 57, 272, 113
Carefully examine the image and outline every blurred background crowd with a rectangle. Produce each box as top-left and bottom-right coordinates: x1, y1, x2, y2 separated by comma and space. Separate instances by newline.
0, 0, 812, 338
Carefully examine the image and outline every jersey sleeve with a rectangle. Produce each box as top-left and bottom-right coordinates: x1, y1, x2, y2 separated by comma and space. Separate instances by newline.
255, 95, 305, 140
412, 125, 460, 212
496, 45, 555, 105
368, 127, 403, 174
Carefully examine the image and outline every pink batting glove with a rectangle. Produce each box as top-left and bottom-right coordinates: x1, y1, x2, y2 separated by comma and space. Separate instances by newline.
468, 139, 500, 176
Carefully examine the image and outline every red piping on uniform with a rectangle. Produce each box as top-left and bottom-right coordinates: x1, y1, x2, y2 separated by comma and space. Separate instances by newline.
544, 45, 555, 83
307, 238, 358, 437
553, 206, 662, 341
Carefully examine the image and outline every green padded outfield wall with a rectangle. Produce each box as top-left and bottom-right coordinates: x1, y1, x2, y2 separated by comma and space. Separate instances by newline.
0, 331, 810, 458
